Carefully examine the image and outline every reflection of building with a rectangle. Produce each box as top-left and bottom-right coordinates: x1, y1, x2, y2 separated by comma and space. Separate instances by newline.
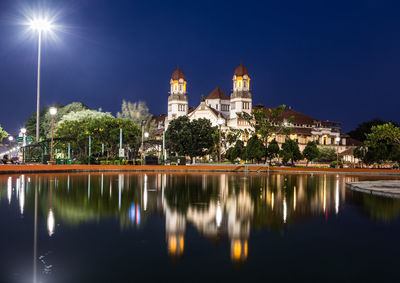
164, 203, 185, 258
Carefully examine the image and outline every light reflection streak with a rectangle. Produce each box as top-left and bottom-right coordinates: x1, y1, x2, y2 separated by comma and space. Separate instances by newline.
144, 174, 148, 211
216, 201, 222, 227
7, 177, 12, 204
283, 196, 287, 224
335, 179, 339, 215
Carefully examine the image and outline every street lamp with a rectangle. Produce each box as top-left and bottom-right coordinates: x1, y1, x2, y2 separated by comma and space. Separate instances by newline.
7, 136, 13, 160
29, 17, 53, 143
21, 128, 26, 163
217, 116, 224, 163
141, 120, 146, 165
49, 107, 57, 161
335, 136, 341, 168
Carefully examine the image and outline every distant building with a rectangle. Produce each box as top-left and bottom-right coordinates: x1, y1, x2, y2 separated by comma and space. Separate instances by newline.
156, 63, 356, 153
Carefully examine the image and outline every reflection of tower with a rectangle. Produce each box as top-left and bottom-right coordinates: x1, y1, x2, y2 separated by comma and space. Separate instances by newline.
164, 202, 186, 259
227, 190, 253, 263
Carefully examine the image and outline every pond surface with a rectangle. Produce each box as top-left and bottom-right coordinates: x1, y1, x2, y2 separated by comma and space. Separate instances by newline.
1, 172, 400, 283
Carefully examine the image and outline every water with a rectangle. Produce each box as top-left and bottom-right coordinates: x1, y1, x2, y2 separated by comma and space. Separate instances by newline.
1, 172, 400, 283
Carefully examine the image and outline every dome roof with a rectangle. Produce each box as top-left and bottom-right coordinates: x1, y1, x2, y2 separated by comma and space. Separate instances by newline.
234, 63, 249, 77
171, 66, 186, 80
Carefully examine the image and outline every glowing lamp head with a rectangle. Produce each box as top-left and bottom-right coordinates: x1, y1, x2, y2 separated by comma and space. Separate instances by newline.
8, 136, 13, 141
49, 107, 57, 116
217, 117, 224, 126
20, 128, 26, 134
29, 18, 53, 32
144, 132, 149, 138
335, 137, 341, 143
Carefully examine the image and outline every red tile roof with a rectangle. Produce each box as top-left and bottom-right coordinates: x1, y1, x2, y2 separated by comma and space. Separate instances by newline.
206, 87, 229, 100
234, 63, 249, 76
171, 66, 185, 80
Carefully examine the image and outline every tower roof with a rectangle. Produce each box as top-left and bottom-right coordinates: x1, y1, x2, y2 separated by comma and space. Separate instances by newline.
234, 63, 249, 76
171, 66, 186, 80
206, 87, 229, 100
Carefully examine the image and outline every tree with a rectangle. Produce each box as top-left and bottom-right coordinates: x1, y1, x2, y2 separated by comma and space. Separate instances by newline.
303, 141, 319, 166
366, 123, 400, 147
24, 102, 90, 141
267, 139, 280, 164
348, 119, 397, 142
238, 105, 293, 162
280, 139, 302, 165
117, 100, 157, 140
316, 146, 336, 162
165, 117, 216, 161
245, 135, 265, 163
55, 117, 140, 162
0, 124, 8, 143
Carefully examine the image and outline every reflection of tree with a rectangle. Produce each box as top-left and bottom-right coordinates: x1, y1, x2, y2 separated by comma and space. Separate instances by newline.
347, 190, 400, 222
6, 172, 400, 266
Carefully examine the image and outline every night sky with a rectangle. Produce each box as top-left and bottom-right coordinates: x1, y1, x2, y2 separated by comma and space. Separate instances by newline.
0, 0, 399, 135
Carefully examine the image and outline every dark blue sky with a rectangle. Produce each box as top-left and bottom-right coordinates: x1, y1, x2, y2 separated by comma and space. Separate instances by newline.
1, 0, 399, 134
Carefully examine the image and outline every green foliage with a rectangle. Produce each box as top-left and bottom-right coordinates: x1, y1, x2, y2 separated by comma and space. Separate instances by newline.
245, 135, 265, 162
366, 123, 400, 147
58, 109, 113, 125
117, 100, 157, 142
0, 124, 8, 143
55, 117, 140, 162
316, 146, 337, 162
267, 139, 280, 162
225, 140, 246, 162
330, 161, 343, 168
303, 141, 319, 165
165, 117, 216, 159
24, 103, 64, 141
357, 123, 400, 165
348, 119, 398, 142
280, 139, 302, 165
238, 105, 293, 148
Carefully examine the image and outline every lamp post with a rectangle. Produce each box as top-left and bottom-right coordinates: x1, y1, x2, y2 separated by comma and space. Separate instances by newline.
217, 116, 224, 163
49, 107, 57, 161
29, 18, 53, 143
21, 128, 26, 163
335, 136, 341, 168
143, 132, 149, 165
141, 120, 146, 165
8, 136, 13, 159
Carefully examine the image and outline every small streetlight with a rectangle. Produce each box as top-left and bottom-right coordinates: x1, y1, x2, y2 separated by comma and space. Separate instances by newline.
217, 116, 224, 163
7, 136, 13, 159
20, 128, 27, 163
49, 107, 57, 162
335, 136, 341, 168
28, 17, 54, 143
141, 120, 146, 165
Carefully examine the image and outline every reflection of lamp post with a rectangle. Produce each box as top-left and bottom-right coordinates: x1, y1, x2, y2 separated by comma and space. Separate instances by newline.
49, 107, 57, 161
21, 128, 26, 163
29, 18, 53, 143
217, 116, 224, 163
335, 136, 341, 168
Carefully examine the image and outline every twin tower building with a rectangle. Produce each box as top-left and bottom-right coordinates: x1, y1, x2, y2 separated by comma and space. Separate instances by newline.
165, 63, 253, 130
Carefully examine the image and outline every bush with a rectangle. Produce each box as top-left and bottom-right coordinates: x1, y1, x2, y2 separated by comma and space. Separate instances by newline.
170, 162, 177, 165
100, 160, 107, 165
330, 161, 343, 168
135, 159, 141, 165
113, 160, 120, 165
